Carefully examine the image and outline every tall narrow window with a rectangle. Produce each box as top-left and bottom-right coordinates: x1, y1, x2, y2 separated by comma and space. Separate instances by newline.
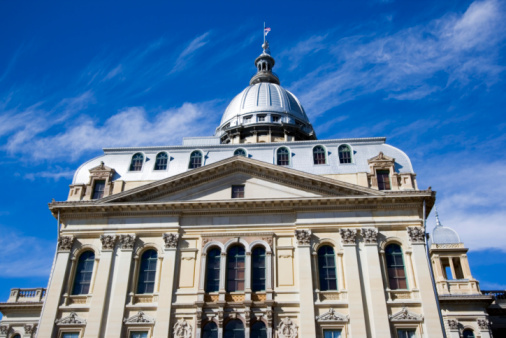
72, 251, 95, 295
206, 248, 221, 292
276, 147, 290, 166
231, 185, 245, 198
324, 330, 342, 338
377, 170, 391, 190
203, 322, 218, 338
313, 145, 326, 165
130, 153, 144, 171
92, 180, 106, 200
252, 247, 266, 292
272, 115, 280, 123
385, 244, 407, 290
154, 152, 168, 170
137, 249, 157, 294
227, 246, 246, 292
224, 319, 245, 338
234, 148, 246, 157
462, 329, 475, 338
250, 321, 267, 338
397, 329, 417, 338
338, 145, 352, 164
318, 246, 337, 291
189, 151, 203, 169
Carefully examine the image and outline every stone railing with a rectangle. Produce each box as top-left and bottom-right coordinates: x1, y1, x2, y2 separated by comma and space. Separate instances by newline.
482, 290, 506, 300
7, 288, 46, 303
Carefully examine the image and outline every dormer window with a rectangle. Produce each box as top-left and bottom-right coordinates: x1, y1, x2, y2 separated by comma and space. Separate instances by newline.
276, 147, 290, 166
258, 115, 266, 122
130, 153, 144, 171
313, 145, 326, 165
154, 152, 168, 171
92, 180, 106, 200
272, 115, 280, 123
243, 116, 252, 124
338, 145, 352, 164
234, 148, 246, 157
189, 151, 203, 169
377, 170, 391, 190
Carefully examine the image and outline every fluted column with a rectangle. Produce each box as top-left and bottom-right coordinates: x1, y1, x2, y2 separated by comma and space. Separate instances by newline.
294, 229, 316, 336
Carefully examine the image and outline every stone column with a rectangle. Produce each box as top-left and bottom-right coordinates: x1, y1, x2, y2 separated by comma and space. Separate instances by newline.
340, 229, 368, 337
447, 319, 460, 338
38, 236, 74, 337
407, 227, 444, 337
152, 233, 179, 337
245, 252, 252, 301
219, 252, 227, 302
362, 228, 391, 337
477, 319, 492, 338
104, 234, 135, 337
84, 235, 116, 338
294, 229, 316, 336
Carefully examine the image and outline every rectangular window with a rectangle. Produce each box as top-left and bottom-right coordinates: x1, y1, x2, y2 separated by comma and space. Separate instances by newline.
272, 115, 280, 122
92, 180, 106, 199
231, 185, 245, 198
243, 116, 252, 124
397, 328, 417, 338
452, 258, 464, 279
62, 333, 80, 338
129, 332, 148, 338
324, 330, 342, 338
258, 115, 266, 122
377, 170, 391, 190
442, 258, 453, 280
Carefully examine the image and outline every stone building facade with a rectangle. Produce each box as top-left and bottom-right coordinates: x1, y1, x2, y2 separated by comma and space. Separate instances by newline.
0, 40, 504, 338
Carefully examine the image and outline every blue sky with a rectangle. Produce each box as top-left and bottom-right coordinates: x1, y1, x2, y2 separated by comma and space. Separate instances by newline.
0, 0, 505, 302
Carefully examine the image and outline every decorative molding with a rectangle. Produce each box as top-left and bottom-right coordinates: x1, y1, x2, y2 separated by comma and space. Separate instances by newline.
119, 234, 136, 250
477, 318, 489, 330
58, 236, 74, 251
294, 230, 311, 246
389, 307, 423, 322
163, 233, 179, 249
55, 312, 87, 326
124, 311, 155, 325
315, 308, 349, 322
24, 324, 36, 334
173, 318, 192, 338
277, 317, 298, 338
0, 325, 9, 335
362, 228, 378, 244
407, 227, 425, 243
340, 229, 357, 245
100, 234, 116, 250
447, 319, 458, 330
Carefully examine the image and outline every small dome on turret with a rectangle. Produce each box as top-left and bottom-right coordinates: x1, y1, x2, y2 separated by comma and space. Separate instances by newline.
430, 208, 461, 245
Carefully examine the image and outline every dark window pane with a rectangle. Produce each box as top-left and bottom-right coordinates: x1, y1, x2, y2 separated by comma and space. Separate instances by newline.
313, 146, 326, 165
130, 153, 144, 171
92, 180, 106, 199
338, 145, 352, 164
154, 152, 168, 170
385, 244, 407, 290
377, 170, 391, 190
234, 149, 246, 157
277, 148, 290, 166
318, 246, 337, 291
232, 185, 245, 198
324, 330, 342, 338
463, 329, 475, 338
224, 319, 245, 338
189, 151, 203, 169
206, 248, 221, 292
252, 247, 266, 291
203, 322, 218, 338
72, 251, 95, 295
251, 321, 267, 338
137, 250, 157, 294
227, 246, 246, 292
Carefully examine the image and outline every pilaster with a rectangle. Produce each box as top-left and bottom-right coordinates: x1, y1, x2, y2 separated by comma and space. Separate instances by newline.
294, 229, 316, 336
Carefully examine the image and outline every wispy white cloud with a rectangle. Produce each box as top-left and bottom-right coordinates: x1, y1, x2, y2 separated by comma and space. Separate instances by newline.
23, 168, 75, 181
170, 32, 211, 74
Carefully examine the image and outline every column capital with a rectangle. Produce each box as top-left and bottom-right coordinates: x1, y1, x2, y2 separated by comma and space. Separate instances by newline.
477, 318, 490, 331
362, 228, 378, 245
57, 235, 74, 251
294, 229, 311, 246
340, 228, 357, 245
163, 233, 179, 249
119, 234, 136, 251
447, 319, 459, 331
100, 234, 117, 251
407, 227, 425, 244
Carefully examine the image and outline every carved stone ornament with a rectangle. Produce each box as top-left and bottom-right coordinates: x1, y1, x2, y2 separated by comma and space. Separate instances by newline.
362, 228, 378, 244
55, 312, 87, 326
58, 236, 74, 251
389, 307, 423, 322
173, 318, 192, 338
407, 227, 425, 243
277, 317, 298, 338
315, 308, 349, 322
447, 319, 459, 330
163, 233, 179, 249
294, 229, 311, 246
24, 324, 36, 334
100, 234, 116, 250
0, 325, 9, 334
119, 234, 136, 250
477, 318, 489, 330
340, 228, 357, 245
123, 311, 155, 324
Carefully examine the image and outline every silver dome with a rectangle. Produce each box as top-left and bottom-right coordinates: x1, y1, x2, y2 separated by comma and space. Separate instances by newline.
430, 209, 461, 244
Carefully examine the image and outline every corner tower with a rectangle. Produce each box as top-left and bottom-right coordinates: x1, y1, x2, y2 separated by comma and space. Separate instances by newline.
215, 39, 316, 144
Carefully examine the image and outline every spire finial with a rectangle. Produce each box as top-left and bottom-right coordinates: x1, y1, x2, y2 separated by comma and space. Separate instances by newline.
435, 206, 442, 227
263, 23, 271, 54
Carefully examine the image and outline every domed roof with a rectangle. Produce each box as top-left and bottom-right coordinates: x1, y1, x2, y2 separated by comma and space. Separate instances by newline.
430, 209, 461, 244
219, 82, 310, 125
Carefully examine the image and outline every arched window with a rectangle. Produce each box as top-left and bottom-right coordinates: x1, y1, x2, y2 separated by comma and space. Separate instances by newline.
189, 151, 203, 169
203, 322, 218, 338
251, 321, 267, 338
72, 251, 95, 295
154, 152, 168, 170
463, 329, 475, 338
227, 246, 246, 292
385, 244, 407, 290
234, 148, 246, 157
206, 248, 221, 292
318, 246, 337, 291
224, 319, 245, 338
252, 247, 266, 292
137, 249, 157, 294
130, 153, 144, 171
276, 147, 290, 166
313, 145, 326, 165
12, 334, 22, 338
396, 329, 416, 338
338, 145, 352, 164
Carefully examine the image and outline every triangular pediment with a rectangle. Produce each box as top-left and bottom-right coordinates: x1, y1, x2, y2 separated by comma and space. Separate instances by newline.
368, 151, 395, 164
89, 161, 114, 173
97, 156, 383, 204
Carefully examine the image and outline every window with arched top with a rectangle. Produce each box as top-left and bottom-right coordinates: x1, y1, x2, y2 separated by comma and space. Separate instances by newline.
313, 145, 326, 165
252, 247, 266, 292
130, 153, 144, 171
276, 147, 290, 166
189, 151, 203, 169
137, 249, 157, 294
338, 145, 352, 164
72, 251, 95, 295
224, 319, 245, 338
463, 329, 475, 338
234, 148, 246, 157
385, 244, 407, 290
318, 246, 337, 291
250, 321, 267, 338
12, 334, 22, 338
154, 152, 168, 170
227, 246, 246, 292
203, 322, 218, 338
206, 248, 221, 292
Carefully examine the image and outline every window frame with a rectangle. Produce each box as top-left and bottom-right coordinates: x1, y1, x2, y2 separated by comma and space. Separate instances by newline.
188, 150, 204, 169
276, 147, 291, 166
205, 247, 222, 293
312, 145, 327, 165
231, 185, 245, 199
250, 320, 268, 338
91, 180, 106, 200
257, 115, 266, 122
136, 249, 158, 295
226, 245, 246, 292
251, 246, 266, 292
129, 152, 145, 172
385, 243, 409, 290
224, 319, 245, 337
396, 328, 418, 338
153, 152, 169, 171
317, 245, 338, 291
71, 250, 96, 295
271, 115, 280, 123
338, 144, 353, 164
125, 328, 152, 338
58, 330, 83, 338
202, 321, 219, 338
377, 169, 391, 190
233, 148, 247, 157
